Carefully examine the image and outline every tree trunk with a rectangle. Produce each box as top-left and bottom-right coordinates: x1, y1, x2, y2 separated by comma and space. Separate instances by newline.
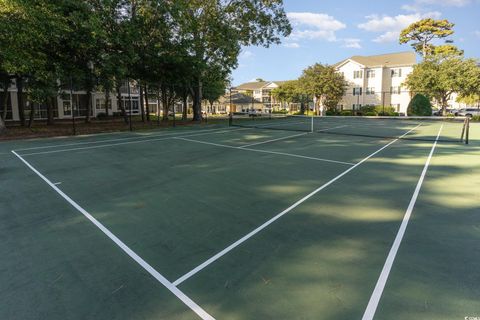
47, 98, 54, 125
182, 92, 188, 120
139, 81, 145, 123
2, 80, 9, 120
28, 102, 35, 128
143, 84, 150, 121
116, 84, 128, 124
300, 101, 305, 115
0, 82, 7, 133
104, 88, 110, 117
192, 80, 202, 121
17, 77, 26, 126
85, 89, 92, 123
161, 84, 168, 121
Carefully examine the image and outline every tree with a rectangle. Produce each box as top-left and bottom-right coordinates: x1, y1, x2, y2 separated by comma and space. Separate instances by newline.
407, 93, 432, 116
271, 80, 310, 113
456, 93, 480, 107
400, 18, 455, 57
298, 64, 346, 115
405, 55, 480, 115
176, 0, 291, 121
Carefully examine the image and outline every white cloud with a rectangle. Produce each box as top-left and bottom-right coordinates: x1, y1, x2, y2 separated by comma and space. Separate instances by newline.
283, 42, 300, 48
287, 12, 346, 41
342, 38, 362, 49
474, 30, 480, 38
358, 12, 441, 43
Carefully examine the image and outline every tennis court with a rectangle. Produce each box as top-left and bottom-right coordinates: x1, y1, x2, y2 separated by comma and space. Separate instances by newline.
1, 116, 479, 320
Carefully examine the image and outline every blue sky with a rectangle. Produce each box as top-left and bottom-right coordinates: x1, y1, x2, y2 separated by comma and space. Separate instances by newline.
231, 0, 480, 85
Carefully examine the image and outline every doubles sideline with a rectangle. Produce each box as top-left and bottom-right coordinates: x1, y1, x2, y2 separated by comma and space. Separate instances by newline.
172, 124, 422, 286
11, 150, 215, 320
361, 125, 443, 320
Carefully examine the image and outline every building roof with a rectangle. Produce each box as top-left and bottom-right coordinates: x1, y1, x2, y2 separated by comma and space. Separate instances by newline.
219, 92, 262, 104
334, 52, 417, 68
234, 81, 270, 90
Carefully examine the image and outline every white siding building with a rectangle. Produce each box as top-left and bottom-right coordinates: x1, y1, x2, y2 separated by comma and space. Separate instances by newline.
334, 52, 416, 114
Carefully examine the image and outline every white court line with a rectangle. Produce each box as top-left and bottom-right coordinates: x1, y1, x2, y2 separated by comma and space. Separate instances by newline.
175, 137, 355, 166
238, 132, 309, 148
172, 124, 421, 286
361, 125, 443, 320
14, 127, 228, 152
11, 150, 215, 320
316, 124, 349, 132
17, 128, 244, 156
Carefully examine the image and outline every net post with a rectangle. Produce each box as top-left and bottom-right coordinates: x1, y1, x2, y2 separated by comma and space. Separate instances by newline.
460, 117, 466, 142
310, 115, 314, 133
228, 112, 233, 126
465, 117, 470, 145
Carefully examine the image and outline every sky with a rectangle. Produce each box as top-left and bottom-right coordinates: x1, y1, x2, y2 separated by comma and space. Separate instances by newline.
231, 0, 480, 85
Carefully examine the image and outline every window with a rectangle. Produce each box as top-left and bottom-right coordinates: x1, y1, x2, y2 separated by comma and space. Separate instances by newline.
254, 90, 261, 95
352, 104, 362, 110
338, 72, 345, 78
390, 86, 401, 94
63, 101, 72, 116
353, 70, 363, 79
353, 87, 362, 96
366, 87, 375, 95
391, 68, 402, 77
366, 70, 375, 78
95, 98, 112, 110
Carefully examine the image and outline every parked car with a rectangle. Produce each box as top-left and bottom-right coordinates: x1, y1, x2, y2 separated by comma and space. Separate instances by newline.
456, 108, 480, 117
432, 108, 457, 116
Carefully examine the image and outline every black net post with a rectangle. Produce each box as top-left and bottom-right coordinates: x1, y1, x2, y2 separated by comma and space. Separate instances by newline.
228, 113, 233, 126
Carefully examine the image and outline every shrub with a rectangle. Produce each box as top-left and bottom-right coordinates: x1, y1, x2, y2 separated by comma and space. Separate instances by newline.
407, 94, 432, 116
340, 110, 353, 116
471, 115, 480, 122
272, 109, 288, 114
364, 111, 377, 116
326, 109, 340, 116
359, 105, 377, 115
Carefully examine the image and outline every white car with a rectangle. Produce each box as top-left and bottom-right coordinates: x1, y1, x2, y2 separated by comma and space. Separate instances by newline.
456, 108, 480, 117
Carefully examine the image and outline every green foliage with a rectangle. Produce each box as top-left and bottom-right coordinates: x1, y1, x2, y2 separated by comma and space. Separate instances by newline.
407, 94, 432, 116
339, 110, 353, 116
0, 0, 292, 128
399, 18, 455, 56
298, 64, 347, 114
405, 55, 480, 114
358, 105, 397, 116
471, 115, 480, 122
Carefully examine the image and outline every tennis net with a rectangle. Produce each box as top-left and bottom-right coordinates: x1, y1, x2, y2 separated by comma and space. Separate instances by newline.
229, 113, 470, 143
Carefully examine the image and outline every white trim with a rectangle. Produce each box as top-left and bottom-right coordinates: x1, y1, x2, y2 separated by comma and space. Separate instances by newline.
361, 125, 443, 320
11, 150, 215, 320
172, 124, 421, 286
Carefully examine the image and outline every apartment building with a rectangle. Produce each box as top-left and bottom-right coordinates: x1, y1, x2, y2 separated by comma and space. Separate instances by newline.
0, 80, 142, 122
233, 81, 286, 111
333, 52, 416, 114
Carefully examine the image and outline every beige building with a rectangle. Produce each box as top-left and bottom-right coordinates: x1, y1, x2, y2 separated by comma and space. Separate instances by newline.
233, 80, 287, 111
333, 52, 416, 115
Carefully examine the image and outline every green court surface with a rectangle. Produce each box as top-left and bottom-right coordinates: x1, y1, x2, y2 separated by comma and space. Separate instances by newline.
1, 119, 479, 320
